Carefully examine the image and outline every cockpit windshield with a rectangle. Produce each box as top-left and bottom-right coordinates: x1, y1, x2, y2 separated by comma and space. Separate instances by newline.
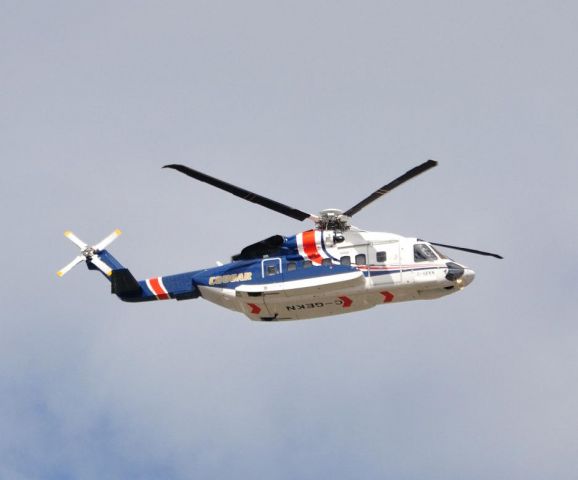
430, 245, 449, 260
414, 243, 438, 262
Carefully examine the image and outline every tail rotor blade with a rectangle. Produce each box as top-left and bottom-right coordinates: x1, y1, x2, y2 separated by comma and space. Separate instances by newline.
57, 255, 85, 277
429, 241, 503, 259
64, 231, 88, 249
59, 229, 122, 277
89, 255, 113, 276
94, 229, 122, 252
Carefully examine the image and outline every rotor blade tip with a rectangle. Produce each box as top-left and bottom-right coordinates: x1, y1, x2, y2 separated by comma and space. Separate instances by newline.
64, 230, 72, 237
114, 228, 122, 236
57, 271, 64, 277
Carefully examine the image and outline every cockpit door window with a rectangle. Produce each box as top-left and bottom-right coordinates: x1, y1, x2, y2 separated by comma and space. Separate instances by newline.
414, 244, 437, 262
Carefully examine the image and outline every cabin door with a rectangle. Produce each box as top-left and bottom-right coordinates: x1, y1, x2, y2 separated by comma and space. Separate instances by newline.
368, 241, 401, 286
258, 258, 283, 318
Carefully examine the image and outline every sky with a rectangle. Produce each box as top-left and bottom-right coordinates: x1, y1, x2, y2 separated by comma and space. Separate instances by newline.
1, 1, 577, 478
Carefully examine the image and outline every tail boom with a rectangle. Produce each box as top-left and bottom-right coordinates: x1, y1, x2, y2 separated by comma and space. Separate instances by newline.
59, 230, 201, 303
99, 251, 201, 302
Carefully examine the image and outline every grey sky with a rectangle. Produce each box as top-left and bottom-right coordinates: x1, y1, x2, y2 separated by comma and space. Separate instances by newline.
1, 1, 577, 478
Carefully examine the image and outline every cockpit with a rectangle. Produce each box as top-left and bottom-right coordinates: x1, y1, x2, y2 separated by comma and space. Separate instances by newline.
413, 241, 475, 286
413, 242, 453, 262
413, 243, 439, 262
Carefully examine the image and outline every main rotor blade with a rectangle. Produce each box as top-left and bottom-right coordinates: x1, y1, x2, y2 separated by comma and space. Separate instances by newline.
163, 164, 314, 222
344, 160, 438, 217
429, 241, 503, 259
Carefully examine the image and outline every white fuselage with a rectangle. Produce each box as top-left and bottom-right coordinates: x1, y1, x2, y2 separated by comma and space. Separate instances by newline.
198, 229, 475, 321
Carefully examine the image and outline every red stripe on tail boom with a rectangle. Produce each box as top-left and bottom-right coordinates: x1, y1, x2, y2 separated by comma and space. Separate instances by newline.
148, 277, 170, 300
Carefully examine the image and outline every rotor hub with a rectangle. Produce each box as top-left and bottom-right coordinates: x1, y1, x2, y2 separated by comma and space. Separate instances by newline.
315, 209, 351, 231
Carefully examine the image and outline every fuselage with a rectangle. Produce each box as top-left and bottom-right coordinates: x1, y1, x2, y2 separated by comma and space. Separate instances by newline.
130, 228, 474, 321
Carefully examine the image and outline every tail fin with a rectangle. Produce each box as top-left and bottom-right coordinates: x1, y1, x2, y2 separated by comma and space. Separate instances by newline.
109, 267, 142, 300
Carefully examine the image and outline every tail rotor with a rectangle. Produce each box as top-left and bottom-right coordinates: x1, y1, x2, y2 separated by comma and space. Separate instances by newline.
57, 229, 122, 277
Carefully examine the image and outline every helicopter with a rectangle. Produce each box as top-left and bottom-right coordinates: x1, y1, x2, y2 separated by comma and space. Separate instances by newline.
58, 160, 502, 321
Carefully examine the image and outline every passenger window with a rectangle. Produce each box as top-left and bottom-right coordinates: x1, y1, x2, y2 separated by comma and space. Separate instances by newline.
414, 244, 437, 262
303, 260, 312, 269
266, 264, 279, 276
355, 254, 366, 265
287, 262, 297, 271
340, 256, 351, 266
376, 251, 386, 262
322, 258, 332, 266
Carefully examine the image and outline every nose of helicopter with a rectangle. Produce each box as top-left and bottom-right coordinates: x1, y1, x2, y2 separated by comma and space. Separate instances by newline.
445, 262, 475, 288
460, 268, 475, 287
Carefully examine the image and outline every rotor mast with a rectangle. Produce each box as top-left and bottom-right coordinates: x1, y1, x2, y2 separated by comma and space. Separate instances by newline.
315, 209, 351, 231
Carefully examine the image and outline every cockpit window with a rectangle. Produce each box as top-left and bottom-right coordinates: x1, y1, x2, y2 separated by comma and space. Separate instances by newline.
430, 245, 449, 259
414, 243, 437, 262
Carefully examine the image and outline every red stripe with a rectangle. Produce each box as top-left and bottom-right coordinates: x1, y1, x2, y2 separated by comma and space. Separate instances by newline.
149, 277, 170, 300
302, 230, 323, 265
